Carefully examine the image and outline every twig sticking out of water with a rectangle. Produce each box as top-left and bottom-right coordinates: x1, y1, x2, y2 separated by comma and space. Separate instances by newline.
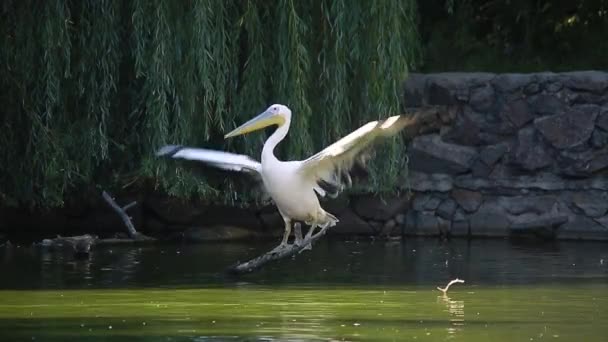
102, 191, 153, 241
437, 278, 465, 294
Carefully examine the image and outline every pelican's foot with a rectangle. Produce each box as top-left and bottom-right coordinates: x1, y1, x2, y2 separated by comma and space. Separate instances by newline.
270, 242, 289, 253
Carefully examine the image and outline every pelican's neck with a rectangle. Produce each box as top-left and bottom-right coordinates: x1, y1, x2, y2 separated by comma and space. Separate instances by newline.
261, 120, 290, 165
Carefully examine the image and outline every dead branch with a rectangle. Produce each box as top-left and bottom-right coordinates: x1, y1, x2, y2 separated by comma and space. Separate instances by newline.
102, 191, 153, 241
437, 278, 465, 294
227, 223, 331, 274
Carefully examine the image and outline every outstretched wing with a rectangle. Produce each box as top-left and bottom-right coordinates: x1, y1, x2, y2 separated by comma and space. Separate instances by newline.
298, 115, 411, 198
156, 145, 269, 201
156, 145, 262, 174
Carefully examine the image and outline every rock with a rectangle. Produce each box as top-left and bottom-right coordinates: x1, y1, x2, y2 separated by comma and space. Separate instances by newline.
183, 225, 259, 242
351, 194, 410, 221
561, 71, 608, 93
557, 215, 608, 241
587, 151, 608, 173
436, 198, 457, 219
480, 142, 510, 166
144, 197, 204, 225
597, 109, 608, 131
409, 211, 440, 236
437, 217, 451, 236
491, 73, 533, 93
258, 211, 283, 237
441, 114, 482, 146
403, 74, 427, 107
452, 189, 482, 212
408, 172, 453, 192
395, 214, 406, 225
509, 213, 568, 239
454, 173, 608, 192
514, 127, 552, 170
412, 193, 442, 211
595, 215, 608, 229
427, 75, 465, 105
591, 129, 608, 148
381, 219, 398, 236
499, 99, 533, 129
470, 84, 495, 112
408, 134, 478, 174
523, 82, 540, 95
545, 81, 563, 93
450, 219, 469, 237
497, 195, 557, 215
328, 210, 374, 236
534, 105, 598, 149
471, 159, 492, 177
570, 191, 608, 218
529, 94, 567, 116
469, 211, 510, 237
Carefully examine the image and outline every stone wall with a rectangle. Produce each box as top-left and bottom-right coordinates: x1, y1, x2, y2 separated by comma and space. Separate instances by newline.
401, 71, 608, 241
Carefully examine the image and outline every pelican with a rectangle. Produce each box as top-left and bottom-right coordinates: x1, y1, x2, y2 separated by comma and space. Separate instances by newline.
157, 104, 411, 250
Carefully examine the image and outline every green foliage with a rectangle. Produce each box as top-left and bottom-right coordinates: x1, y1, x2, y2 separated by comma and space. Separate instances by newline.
0, 0, 420, 208
418, 0, 608, 72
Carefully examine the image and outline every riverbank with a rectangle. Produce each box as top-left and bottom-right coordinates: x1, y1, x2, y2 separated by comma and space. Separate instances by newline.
1, 71, 607, 244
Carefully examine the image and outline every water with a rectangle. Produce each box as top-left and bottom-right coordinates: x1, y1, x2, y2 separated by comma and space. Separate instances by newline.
0, 238, 606, 341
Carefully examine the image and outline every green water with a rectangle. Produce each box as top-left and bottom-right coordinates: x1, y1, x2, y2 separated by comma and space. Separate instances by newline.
0, 238, 607, 341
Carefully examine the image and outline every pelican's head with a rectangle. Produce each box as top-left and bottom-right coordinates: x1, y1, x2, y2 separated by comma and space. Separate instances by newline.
224, 104, 291, 139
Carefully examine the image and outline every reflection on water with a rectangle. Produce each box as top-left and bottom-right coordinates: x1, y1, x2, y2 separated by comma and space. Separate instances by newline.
0, 238, 607, 341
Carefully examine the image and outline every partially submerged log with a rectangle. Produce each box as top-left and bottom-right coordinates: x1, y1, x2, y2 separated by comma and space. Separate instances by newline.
227, 223, 331, 274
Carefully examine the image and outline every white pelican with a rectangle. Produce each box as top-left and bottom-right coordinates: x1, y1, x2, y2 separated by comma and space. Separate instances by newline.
157, 104, 411, 250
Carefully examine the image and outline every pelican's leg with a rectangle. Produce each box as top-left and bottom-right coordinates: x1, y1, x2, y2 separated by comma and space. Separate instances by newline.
294, 222, 303, 246
271, 216, 292, 252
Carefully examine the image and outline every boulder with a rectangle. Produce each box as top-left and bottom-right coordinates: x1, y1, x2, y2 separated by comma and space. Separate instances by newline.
529, 93, 567, 116
500, 99, 534, 128
557, 215, 608, 241
183, 225, 260, 242
450, 219, 470, 237
408, 172, 453, 192
408, 134, 478, 174
491, 73, 533, 93
596, 109, 608, 131
513, 127, 552, 171
470, 84, 495, 112
351, 194, 410, 221
412, 193, 442, 211
561, 71, 608, 93
451, 189, 482, 212
407, 211, 441, 236
591, 129, 608, 148
455, 173, 608, 192
436, 198, 457, 219
509, 213, 568, 239
534, 105, 598, 149
570, 191, 608, 218
144, 196, 204, 225
403, 73, 427, 107
496, 195, 557, 215
480, 142, 510, 166
329, 209, 374, 236
469, 211, 510, 237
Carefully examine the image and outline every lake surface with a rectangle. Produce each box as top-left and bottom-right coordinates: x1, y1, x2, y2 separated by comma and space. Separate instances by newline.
0, 238, 607, 341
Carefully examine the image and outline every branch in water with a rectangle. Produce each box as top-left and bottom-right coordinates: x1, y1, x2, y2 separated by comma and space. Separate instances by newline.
437, 278, 465, 294
102, 191, 153, 241
227, 223, 330, 274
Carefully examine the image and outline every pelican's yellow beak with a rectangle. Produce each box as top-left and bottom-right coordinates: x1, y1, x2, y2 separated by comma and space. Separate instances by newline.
224, 110, 285, 138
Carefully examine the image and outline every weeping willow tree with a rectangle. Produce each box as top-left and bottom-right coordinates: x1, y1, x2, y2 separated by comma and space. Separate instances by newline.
0, 0, 420, 208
